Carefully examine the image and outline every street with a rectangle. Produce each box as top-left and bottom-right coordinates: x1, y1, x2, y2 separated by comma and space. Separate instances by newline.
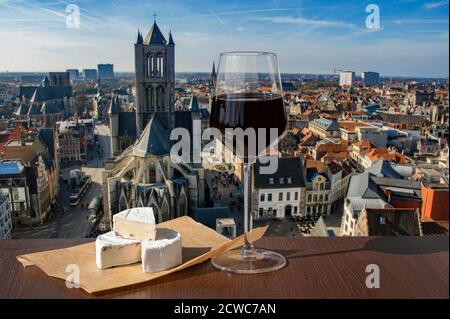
12, 124, 111, 239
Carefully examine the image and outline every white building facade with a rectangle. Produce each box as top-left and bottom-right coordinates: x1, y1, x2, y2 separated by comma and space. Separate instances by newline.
252, 157, 307, 220
255, 186, 302, 219
339, 71, 355, 87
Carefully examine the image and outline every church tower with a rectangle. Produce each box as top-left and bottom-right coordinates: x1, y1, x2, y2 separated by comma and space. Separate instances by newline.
108, 95, 120, 156
134, 20, 175, 136
208, 61, 217, 105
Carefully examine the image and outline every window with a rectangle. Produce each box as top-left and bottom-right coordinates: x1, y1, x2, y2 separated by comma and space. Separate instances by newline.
380, 217, 386, 225
294, 206, 298, 214
279, 193, 283, 201
279, 178, 284, 184
149, 166, 156, 183
324, 194, 329, 201
269, 178, 274, 185
287, 192, 291, 201
287, 177, 292, 184
295, 192, 298, 200
273, 209, 277, 215
313, 195, 317, 202
260, 194, 265, 202
307, 194, 312, 202
319, 195, 323, 202
268, 194, 272, 202
259, 208, 263, 216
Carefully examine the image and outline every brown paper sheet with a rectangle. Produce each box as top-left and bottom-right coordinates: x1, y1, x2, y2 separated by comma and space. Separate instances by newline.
17, 216, 268, 294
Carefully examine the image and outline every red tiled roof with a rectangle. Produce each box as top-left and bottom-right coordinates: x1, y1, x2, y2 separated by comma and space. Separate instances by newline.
352, 140, 374, 149
10, 123, 29, 140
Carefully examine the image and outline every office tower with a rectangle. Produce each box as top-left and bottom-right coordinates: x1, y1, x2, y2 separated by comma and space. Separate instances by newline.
97, 64, 114, 79
82, 69, 98, 80
339, 71, 355, 87
66, 69, 80, 81
361, 71, 380, 86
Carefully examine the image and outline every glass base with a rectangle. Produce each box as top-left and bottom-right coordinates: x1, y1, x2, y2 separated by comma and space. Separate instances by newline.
211, 248, 287, 274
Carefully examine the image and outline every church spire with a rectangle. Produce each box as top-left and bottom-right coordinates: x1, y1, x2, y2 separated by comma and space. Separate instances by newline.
136, 29, 143, 44
42, 76, 50, 87
211, 61, 217, 78
144, 21, 167, 45
168, 31, 175, 45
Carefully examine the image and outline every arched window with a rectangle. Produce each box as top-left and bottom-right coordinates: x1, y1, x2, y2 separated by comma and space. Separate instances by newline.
156, 86, 165, 112
157, 56, 161, 77
161, 201, 170, 222
146, 55, 151, 78
148, 166, 156, 183
177, 193, 188, 217
119, 195, 128, 212
149, 204, 161, 224
159, 56, 164, 77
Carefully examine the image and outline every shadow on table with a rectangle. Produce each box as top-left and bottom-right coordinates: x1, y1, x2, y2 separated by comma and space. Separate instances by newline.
283, 237, 449, 262
95, 246, 218, 297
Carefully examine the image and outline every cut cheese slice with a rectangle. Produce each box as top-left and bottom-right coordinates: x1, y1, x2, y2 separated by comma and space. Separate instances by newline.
95, 231, 141, 270
141, 228, 182, 273
113, 207, 156, 241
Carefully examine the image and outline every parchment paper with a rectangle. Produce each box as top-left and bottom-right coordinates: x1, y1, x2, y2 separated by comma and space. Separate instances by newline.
17, 216, 268, 294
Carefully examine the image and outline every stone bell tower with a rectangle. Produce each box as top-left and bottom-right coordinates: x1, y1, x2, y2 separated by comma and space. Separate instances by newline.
134, 20, 175, 136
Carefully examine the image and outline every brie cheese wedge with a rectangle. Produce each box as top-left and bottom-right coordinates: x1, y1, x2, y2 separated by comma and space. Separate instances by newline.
95, 231, 141, 270
141, 228, 182, 273
113, 207, 156, 241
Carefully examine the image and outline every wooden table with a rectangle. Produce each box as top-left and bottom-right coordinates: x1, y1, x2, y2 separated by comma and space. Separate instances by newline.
0, 237, 448, 299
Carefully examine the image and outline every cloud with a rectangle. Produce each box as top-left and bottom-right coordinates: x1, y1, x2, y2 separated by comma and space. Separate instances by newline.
394, 18, 449, 25
258, 16, 354, 28
424, 1, 449, 9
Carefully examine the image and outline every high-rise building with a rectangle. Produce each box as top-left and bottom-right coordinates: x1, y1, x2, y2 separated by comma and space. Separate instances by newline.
66, 69, 80, 81
361, 71, 379, 87
82, 69, 98, 80
339, 71, 355, 87
97, 64, 114, 79
134, 21, 175, 135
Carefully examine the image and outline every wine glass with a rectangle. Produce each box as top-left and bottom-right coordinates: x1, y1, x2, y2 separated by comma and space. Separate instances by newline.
210, 51, 287, 273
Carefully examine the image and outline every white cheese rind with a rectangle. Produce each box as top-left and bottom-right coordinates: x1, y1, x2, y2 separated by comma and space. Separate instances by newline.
95, 231, 141, 270
113, 207, 156, 241
141, 228, 182, 273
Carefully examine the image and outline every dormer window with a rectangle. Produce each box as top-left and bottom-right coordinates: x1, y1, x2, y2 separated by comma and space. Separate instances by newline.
269, 178, 274, 185
380, 216, 386, 225
279, 178, 284, 184
287, 177, 292, 184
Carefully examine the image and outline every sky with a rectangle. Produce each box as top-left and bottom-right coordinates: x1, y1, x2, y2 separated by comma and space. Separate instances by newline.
0, 0, 448, 77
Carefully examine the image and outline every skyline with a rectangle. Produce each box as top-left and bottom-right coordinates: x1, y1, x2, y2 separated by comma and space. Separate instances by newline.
0, 0, 449, 77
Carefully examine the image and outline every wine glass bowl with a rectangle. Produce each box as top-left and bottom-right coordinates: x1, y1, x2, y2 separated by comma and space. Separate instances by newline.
210, 51, 287, 274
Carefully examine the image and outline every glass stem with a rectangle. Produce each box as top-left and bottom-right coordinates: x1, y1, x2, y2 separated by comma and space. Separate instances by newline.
241, 161, 254, 257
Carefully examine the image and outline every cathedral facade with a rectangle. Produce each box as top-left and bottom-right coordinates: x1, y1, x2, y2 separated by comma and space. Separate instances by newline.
102, 21, 205, 231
